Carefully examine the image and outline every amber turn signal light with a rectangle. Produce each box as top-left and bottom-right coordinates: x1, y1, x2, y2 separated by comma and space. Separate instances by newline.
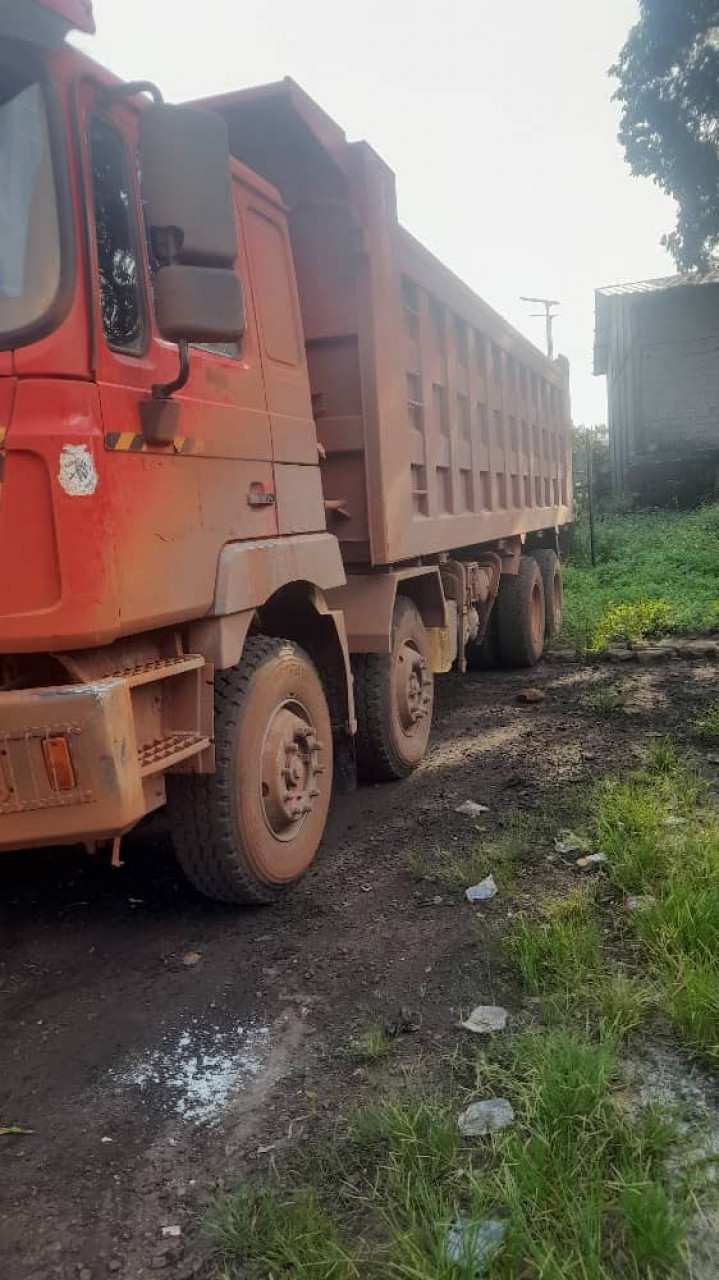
42, 736, 76, 792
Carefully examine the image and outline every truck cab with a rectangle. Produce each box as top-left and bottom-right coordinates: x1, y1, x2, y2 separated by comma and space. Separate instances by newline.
0, 0, 571, 905
0, 0, 354, 901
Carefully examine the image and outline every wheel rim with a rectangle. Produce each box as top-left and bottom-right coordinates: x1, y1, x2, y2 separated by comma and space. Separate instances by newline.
395, 640, 432, 737
259, 699, 325, 844
530, 583, 543, 650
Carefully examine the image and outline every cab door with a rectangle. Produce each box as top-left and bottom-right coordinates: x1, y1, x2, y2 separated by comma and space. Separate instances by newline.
80, 86, 277, 634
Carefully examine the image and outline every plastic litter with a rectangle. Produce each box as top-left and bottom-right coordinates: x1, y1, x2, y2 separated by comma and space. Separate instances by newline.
554, 833, 583, 854
465, 875, 498, 903
575, 852, 607, 870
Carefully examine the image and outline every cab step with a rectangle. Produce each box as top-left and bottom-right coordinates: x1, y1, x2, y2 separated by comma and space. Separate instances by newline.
138, 730, 211, 777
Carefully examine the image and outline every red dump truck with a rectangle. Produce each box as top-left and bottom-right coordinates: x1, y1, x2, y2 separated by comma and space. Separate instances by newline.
0, 0, 572, 902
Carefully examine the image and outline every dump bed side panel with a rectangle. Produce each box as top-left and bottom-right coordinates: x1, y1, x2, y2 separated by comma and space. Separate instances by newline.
389, 226, 572, 561
203, 82, 572, 568
306, 139, 571, 565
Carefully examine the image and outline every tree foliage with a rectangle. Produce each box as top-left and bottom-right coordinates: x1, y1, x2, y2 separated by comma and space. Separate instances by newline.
612, 2, 719, 270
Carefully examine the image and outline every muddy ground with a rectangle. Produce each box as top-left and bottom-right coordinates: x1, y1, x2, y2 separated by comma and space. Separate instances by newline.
1, 657, 718, 1279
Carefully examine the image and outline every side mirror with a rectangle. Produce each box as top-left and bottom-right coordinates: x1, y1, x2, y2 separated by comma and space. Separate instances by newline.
139, 104, 238, 267
154, 264, 246, 345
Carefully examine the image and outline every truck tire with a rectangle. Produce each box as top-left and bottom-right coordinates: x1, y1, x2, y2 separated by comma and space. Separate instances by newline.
497, 556, 546, 668
168, 637, 333, 905
533, 549, 564, 637
354, 596, 434, 781
465, 607, 500, 670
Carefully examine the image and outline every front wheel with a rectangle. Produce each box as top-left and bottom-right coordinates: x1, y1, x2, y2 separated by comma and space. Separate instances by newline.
168, 637, 333, 904
354, 597, 434, 781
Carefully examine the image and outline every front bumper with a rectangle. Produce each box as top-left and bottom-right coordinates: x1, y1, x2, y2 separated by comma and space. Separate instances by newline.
0, 679, 146, 850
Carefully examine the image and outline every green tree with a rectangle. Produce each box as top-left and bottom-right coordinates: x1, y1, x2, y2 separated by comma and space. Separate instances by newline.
612, 2, 719, 270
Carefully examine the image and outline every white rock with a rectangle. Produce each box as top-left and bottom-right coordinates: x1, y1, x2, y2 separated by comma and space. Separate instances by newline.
458, 1098, 514, 1136
458, 1005, 508, 1034
456, 800, 490, 817
446, 1215, 507, 1272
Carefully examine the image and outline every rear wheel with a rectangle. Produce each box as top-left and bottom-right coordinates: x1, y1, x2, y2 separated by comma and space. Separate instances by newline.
533, 548, 564, 637
465, 606, 500, 670
497, 556, 546, 668
354, 597, 434, 781
168, 637, 333, 904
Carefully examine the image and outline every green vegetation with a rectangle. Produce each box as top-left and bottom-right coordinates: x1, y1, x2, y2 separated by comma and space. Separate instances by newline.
510, 886, 652, 1044
206, 1030, 695, 1278
480, 1031, 689, 1278
348, 1024, 394, 1065
560, 505, 719, 652
510, 741, 719, 1058
206, 743, 719, 1278
207, 1184, 359, 1279
597, 753, 719, 1057
695, 702, 719, 744
582, 685, 625, 716
511, 885, 602, 994
405, 811, 548, 896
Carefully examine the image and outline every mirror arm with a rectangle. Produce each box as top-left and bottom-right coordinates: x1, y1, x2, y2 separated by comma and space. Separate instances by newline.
100, 80, 164, 106
151, 340, 190, 401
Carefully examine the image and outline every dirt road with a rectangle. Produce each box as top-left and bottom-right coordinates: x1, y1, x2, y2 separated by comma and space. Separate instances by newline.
1, 657, 714, 1279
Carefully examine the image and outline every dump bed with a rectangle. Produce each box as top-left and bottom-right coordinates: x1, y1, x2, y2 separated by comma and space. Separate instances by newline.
200, 79, 572, 567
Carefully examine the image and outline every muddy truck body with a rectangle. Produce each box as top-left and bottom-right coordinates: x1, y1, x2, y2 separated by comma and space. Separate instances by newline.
0, 0, 572, 902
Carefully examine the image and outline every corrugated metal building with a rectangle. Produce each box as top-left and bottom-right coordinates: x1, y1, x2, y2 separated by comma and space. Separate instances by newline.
594, 272, 719, 498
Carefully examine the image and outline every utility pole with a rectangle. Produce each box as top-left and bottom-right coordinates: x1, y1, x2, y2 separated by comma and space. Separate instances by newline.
520, 296, 561, 360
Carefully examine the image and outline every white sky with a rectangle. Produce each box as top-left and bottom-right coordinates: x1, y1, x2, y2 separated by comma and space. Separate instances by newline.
77, 0, 677, 424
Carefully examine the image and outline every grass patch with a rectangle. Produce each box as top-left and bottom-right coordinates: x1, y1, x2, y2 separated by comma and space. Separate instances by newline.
406, 842, 495, 893
511, 885, 602, 994
510, 886, 652, 1044
206, 1032, 697, 1278
597, 750, 719, 1057
582, 685, 625, 716
406, 812, 546, 895
561, 504, 719, 652
206, 1184, 360, 1279
695, 701, 719, 743
484, 1030, 690, 1277
205, 739, 719, 1277
348, 1024, 394, 1065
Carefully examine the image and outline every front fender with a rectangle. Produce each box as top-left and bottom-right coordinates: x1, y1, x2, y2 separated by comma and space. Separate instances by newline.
211, 532, 346, 615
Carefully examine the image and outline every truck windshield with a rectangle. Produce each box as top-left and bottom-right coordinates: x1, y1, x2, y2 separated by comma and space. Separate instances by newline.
0, 74, 61, 344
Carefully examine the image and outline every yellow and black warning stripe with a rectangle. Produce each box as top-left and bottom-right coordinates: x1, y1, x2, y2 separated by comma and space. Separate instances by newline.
105, 432, 201, 455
